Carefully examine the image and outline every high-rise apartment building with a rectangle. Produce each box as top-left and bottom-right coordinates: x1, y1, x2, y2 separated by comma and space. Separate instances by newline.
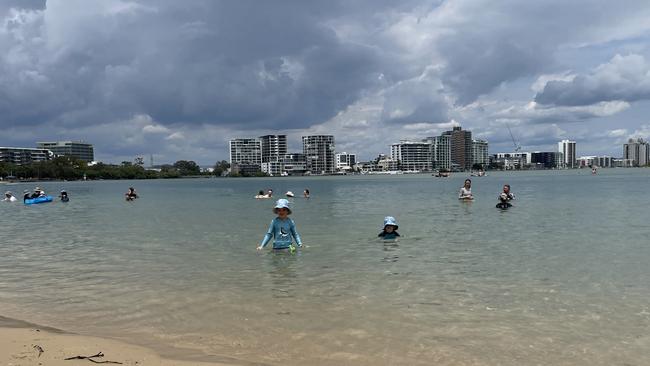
390, 140, 433, 171
229, 138, 262, 173
37, 141, 94, 162
424, 135, 451, 171
558, 140, 577, 168
623, 138, 649, 167
259, 135, 287, 176
259, 135, 287, 163
443, 126, 472, 171
302, 135, 335, 174
471, 139, 489, 169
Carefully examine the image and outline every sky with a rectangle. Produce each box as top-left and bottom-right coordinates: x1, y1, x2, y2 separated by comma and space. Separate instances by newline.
2, 0, 650, 164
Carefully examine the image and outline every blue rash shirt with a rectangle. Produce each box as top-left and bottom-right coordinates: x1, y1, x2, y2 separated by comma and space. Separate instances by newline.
260, 217, 302, 249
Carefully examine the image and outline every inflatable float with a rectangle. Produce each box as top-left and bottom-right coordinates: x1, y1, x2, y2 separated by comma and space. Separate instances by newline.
24, 196, 53, 205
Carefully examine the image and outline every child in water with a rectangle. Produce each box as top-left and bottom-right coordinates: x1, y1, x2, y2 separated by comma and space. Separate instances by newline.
378, 216, 400, 240
257, 199, 303, 251
59, 190, 69, 202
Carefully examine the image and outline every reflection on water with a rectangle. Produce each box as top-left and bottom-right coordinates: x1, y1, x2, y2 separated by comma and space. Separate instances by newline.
1, 171, 650, 365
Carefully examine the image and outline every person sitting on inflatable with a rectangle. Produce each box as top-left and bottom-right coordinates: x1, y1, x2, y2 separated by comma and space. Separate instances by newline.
378, 216, 400, 240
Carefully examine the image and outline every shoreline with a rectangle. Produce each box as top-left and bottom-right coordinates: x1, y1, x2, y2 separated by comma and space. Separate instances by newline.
0, 315, 239, 366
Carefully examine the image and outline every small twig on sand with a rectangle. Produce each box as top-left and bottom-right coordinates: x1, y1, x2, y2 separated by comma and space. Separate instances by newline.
64, 352, 123, 364
33, 344, 44, 357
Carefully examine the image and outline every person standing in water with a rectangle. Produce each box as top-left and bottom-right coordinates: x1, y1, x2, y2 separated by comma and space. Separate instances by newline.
257, 199, 303, 251
125, 187, 138, 201
59, 190, 70, 202
496, 184, 515, 209
458, 179, 474, 200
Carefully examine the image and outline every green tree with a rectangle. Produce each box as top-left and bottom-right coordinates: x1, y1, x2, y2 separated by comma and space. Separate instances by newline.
173, 160, 201, 176
213, 160, 230, 176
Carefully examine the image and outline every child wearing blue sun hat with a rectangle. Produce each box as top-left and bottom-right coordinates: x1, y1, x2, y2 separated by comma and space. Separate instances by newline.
378, 216, 400, 240
257, 199, 303, 251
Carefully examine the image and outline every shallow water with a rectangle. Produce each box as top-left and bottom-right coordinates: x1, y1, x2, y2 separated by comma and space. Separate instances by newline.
1, 170, 649, 365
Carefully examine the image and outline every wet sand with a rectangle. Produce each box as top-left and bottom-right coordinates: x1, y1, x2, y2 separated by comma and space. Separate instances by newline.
0, 316, 233, 366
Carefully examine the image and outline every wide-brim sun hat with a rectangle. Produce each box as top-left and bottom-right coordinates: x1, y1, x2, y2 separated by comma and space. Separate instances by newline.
273, 198, 292, 214
5, 191, 11, 195
286, 191, 294, 197
383, 216, 398, 230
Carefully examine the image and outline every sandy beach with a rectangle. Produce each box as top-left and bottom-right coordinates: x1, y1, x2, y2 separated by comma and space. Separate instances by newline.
0, 317, 232, 366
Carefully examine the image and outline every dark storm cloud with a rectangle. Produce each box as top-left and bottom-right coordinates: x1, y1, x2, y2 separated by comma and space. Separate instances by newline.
534, 54, 650, 106
436, 0, 650, 105
2, 0, 650, 162
0, 0, 384, 130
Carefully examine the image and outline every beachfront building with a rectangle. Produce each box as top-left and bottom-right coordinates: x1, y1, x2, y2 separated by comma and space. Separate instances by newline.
443, 126, 472, 171
259, 135, 287, 176
596, 156, 614, 168
336, 152, 357, 172
558, 139, 577, 168
623, 138, 649, 167
471, 139, 489, 169
0, 147, 53, 165
37, 141, 94, 162
229, 138, 262, 174
281, 153, 307, 175
302, 135, 336, 174
424, 135, 452, 171
391, 140, 433, 172
530, 151, 563, 169
613, 158, 634, 168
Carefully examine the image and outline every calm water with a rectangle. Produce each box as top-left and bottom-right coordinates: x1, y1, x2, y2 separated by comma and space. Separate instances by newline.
1, 170, 649, 365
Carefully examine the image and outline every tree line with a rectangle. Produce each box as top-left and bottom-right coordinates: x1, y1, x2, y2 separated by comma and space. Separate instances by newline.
0, 157, 233, 181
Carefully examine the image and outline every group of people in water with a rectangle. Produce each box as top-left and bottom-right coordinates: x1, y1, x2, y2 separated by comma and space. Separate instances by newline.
3, 186, 138, 204
2, 187, 70, 203
458, 179, 515, 209
255, 188, 310, 199
256, 179, 515, 252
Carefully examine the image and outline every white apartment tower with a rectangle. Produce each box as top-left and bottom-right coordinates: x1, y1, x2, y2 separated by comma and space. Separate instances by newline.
302, 135, 336, 174
259, 135, 287, 176
624, 138, 650, 167
558, 140, 577, 168
336, 152, 357, 171
391, 140, 433, 171
471, 139, 489, 169
229, 138, 262, 166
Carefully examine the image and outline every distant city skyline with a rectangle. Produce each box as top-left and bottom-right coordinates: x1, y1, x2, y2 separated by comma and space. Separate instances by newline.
2, 1, 650, 164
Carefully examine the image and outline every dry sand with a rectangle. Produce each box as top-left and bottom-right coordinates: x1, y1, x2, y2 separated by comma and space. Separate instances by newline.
0, 321, 234, 366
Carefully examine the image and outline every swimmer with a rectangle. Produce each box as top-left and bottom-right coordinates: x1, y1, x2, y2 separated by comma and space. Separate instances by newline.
378, 216, 400, 240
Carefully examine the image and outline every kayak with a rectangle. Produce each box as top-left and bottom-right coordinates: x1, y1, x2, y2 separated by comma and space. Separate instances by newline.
24, 196, 53, 205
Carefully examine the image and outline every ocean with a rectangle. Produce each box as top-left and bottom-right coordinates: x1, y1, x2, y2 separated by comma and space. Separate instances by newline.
1, 169, 649, 365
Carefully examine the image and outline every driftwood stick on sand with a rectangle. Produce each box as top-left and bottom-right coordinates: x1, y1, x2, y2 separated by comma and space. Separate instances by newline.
64, 352, 123, 364
33, 344, 44, 357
